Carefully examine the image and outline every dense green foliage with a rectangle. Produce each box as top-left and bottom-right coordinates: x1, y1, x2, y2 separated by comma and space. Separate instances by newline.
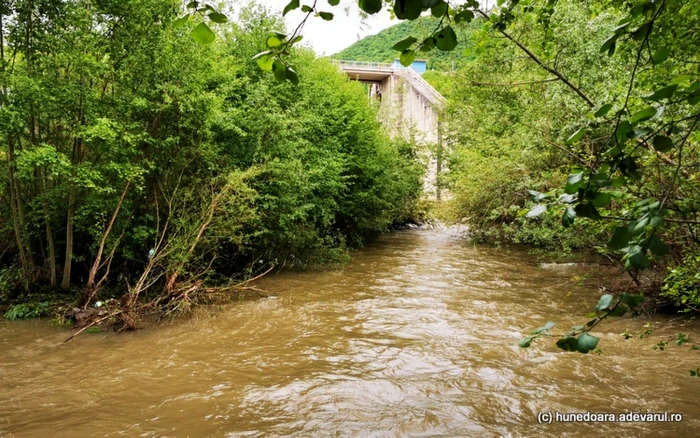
438, 0, 699, 299
0, 1, 422, 316
262, 0, 700, 353
333, 16, 478, 71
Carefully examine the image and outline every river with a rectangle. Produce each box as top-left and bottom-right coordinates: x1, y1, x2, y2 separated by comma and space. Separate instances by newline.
1, 228, 699, 437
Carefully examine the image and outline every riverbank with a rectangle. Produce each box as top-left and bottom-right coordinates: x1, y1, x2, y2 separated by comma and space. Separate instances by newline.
2, 228, 699, 436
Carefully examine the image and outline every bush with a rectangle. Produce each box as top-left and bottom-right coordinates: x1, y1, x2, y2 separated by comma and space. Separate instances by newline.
4, 302, 51, 321
661, 252, 700, 311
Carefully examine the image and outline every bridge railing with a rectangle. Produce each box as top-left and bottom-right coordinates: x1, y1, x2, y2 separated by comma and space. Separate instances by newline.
331, 60, 395, 70
332, 59, 446, 107
395, 68, 446, 107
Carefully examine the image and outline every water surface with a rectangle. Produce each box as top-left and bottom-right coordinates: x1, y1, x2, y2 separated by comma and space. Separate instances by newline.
1, 228, 699, 437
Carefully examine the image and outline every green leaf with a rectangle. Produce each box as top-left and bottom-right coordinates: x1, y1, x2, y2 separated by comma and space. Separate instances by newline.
608, 304, 628, 317
518, 336, 535, 348
393, 37, 418, 52
608, 226, 631, 250
208, 11, 228, 24
256, 54, 275, 71
592, 192, 613, 208
600, 35, 617, 55
621, 294, 644, 308
436, 26, 458, 51
630, 106, 657, 124
631, 22, 652, 41
173, 15, 190, 28
649, 215, 664, 228
286, 67, 299, 85
616, 121, 634, 144
399, 50, 416, 67
420, 37, 436, 52
652, 47, 670, 63
526, 204, 547, 218
318, 11, 334, 20
652, 135, 673, 152
626, 247, 650, 270
532, 321, 556, 334
283, 0, 300, 16
191, 22, 215, 44
454, 10, 474, 23
562, 206, 576, 228
556, 337, 578, 351
329, 0, 340, 5
266, 35, 284, 48
594, 104, 613, 118
565, 171, 584, 194
273, 60, 287, 82
574, 202, 601, 220
577, 333, 599, 354
596, 294, 614, 312
394, 0, 421, 19
645, 85, 678, 102
629, 216, 649, 235
566, 127, 586, 145
359, 0, 383, 14
527, 189, 547, 202
301, 5, 313, 12
431, 1, 448, 17
648, 234, 670, 256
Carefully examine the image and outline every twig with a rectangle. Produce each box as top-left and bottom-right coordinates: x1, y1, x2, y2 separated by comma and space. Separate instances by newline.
62, 310, 122, 344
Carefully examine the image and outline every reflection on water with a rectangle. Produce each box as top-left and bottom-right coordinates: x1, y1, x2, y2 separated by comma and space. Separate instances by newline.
1, 228, 699, 437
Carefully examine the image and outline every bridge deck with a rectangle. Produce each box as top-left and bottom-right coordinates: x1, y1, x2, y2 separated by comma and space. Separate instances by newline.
332, 60, 446, 106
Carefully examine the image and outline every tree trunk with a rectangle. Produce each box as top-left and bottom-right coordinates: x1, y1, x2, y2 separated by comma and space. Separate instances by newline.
40, 169, 57, 287
83, 180, 130, 306
7, 138, 30, 290
61, 165, 76, 290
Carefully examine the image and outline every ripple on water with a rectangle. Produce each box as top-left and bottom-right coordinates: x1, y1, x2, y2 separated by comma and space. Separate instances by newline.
1, 228, 699, 437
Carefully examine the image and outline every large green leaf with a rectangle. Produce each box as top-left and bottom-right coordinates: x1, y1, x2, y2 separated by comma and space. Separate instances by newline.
518, 336, 535, 348
556, 337, 578, 351
435, 26, 458, 51
400, 50, 416, 66
431, 1, 448, 17
652, 47, 670, 63
393, 37, 418, 52
562, 206, 576, 228
577, 333, 599, 353
526, 204, 547, 218
596, 294, 614, 312
394, 0, 422, 19
359, 0, 382, 14
629, 106, 657, 124
607, 226, 631, 250
532, 321, 556, 334
621, 294, 644, 308
648, 234, 670, 256
594, 104, 613, 118
566, 127, 586, 145
652, 135, 674, 152
283, 0, 300, 16
626, 246, 650, 270
208, 11, 228, 24
192, 22, 215, 44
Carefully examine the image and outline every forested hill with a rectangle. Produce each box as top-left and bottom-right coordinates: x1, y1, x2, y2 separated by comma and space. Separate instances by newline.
333, 16, 478, 71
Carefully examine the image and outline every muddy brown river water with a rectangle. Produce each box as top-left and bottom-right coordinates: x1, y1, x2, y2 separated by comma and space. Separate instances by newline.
1, 228, 699, 437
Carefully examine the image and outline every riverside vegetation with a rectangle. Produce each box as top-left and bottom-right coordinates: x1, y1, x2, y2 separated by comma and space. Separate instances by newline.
0, 1, 423, 330
1, 0, 700, 359
263, 0, 700, 355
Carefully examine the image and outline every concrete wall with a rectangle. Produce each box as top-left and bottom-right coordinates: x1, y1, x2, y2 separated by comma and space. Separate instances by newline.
369, 75, 444, 199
